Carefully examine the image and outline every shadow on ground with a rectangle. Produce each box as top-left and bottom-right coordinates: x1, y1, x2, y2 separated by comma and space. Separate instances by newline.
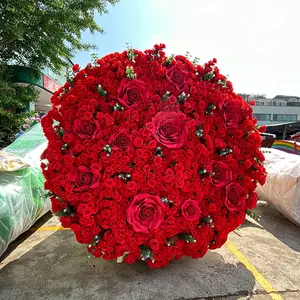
0, 229, 258, 300
241, 203, 300, 252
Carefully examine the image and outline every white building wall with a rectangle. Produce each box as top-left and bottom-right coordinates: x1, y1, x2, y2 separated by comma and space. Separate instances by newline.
252, 105, 300, 125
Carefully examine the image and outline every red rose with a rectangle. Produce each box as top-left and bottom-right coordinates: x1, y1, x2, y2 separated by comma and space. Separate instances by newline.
126, 181, 137, 191
63, 133, 74, 144
210, 161, 232, 188
78, 226, 97, 244
72, 64, 80, 72
73, 166, 101, 191
166, 65, 188, 91
149, 238, 160, 252
154, 156, 162, 166
147, 111, 188, 149
51, 197, 67, 213
258, 125, 267, 133
60, 216, 72, 228
109, 129, 132, 151
228, 211, 246, 230
210, 230, 228, 249
247, 192, 258, 210
213, 214, 227, 231
127, 193, 165, 233
73, 118, 101, 139
225, 183, 246, 212
79, 216, 96, 227
133, 137, 143, 147
78, 201, 98, 218
124, 253, 137, 264
70, 223, 81, 233
181, 199, 201, 221
220, 100, 243, 128
117, 78, 148, 108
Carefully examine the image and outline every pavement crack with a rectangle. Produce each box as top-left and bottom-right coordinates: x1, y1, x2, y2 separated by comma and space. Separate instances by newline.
172, 290, 253, 300
278, 289, 300, 293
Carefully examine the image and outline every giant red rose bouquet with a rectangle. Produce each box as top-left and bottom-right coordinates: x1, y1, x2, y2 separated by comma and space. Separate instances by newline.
41, 44, 266, 268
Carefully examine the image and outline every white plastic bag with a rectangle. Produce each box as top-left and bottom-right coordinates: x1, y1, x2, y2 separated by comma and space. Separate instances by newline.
256, 148, 300, 226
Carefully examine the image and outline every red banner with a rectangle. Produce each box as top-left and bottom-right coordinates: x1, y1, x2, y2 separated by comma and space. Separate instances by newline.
43, 74, 61, 93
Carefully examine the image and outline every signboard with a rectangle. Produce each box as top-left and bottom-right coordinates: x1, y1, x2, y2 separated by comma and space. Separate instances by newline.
43, 74, 61, 93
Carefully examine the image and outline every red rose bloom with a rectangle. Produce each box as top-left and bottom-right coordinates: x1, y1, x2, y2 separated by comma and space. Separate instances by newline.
72, 64, 80, 72
210, 161, 232, 188
149, 238, 160, 252
78, 201, 98, 218
225, 183, 246, 212
221, 100, 242, 128
124, 253, 137, 264
166, 65, 188, 91
73, 166, 101, 191
258, 125, 267, 133
133, 137, 143, 147
127, 193, 165, 233
247, 192, 258, 210
147, 111, 188, 149
117, 78, 148, 108
62, 133, 74, 144
73, 118, 101, 139
181, 199, 201, 221
60, 216, 72, 228
109, 129, 132, 151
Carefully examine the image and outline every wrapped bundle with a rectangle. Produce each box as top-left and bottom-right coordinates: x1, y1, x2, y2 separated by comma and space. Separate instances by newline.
256, 148, 300, 226
0, 124, 50, 257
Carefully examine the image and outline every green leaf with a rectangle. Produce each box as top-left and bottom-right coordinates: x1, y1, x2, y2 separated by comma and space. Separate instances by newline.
180, 233, 196, 243
0, 0, 120, 70
140, 245, 154, 261
246, 210, 261, 222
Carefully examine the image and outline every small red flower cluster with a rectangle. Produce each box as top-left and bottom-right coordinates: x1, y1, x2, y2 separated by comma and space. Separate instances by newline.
41, 44, 266, 268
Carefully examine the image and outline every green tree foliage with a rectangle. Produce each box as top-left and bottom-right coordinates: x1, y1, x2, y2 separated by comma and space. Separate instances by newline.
0, 65, 39, 148
0, 0, 119, 70
0, 0, 119, 148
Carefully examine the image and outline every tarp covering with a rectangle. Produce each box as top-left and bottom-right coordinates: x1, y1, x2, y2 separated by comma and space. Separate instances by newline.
256, 148, 300, 226
266, 121, 300, 140
0, 123, 49, 257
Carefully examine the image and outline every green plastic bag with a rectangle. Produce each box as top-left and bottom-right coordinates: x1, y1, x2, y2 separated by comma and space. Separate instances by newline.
0, 124, 50, 257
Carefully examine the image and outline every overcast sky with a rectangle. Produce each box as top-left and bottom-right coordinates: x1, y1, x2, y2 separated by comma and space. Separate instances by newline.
75, 0, 300, 98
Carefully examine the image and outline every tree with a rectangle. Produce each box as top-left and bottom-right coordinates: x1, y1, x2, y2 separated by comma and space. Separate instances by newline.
0, 0, 119, 148
0, 0, 119, 70
0, 65, 39, 148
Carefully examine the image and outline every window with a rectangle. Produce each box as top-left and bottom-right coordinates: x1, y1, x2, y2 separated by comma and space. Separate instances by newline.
287, 102, 300, 107
273, 114, 297, 122
255, 101, 265, 106
253, 114, 271, 121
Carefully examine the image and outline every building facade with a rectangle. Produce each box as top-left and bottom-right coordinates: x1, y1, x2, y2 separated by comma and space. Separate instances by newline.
239, 94, 300, 125
11, 58, 72, 112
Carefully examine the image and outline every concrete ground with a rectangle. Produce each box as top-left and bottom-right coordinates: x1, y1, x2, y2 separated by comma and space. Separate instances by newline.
0, 202, 299, 300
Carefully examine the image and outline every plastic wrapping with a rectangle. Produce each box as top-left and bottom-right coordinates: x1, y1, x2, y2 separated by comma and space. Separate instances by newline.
0, 123, 50, 257
256, 148, 300, 226
3, 123, 48, 168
